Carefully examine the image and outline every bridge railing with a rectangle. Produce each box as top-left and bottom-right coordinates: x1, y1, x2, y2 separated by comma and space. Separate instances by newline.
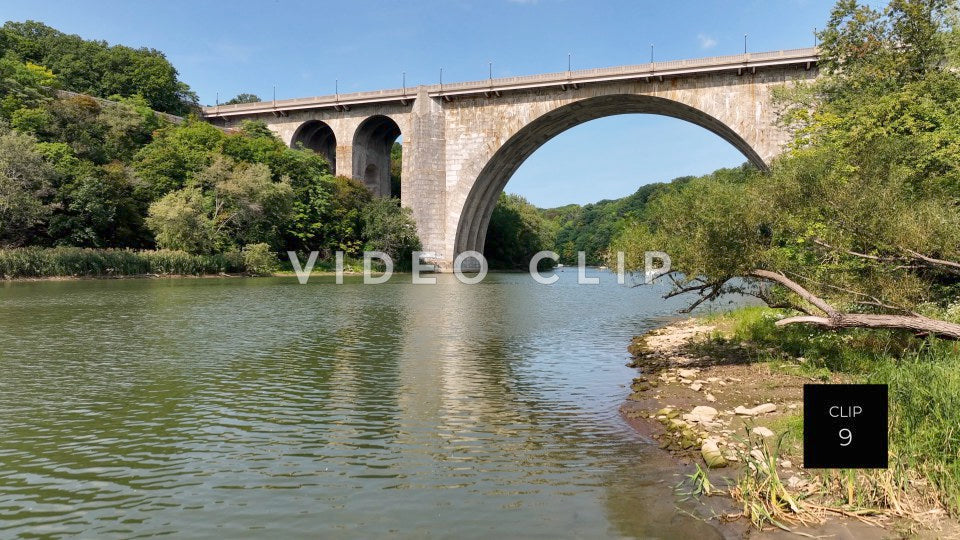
202, 47, 818, 117
429, 47, 817, 94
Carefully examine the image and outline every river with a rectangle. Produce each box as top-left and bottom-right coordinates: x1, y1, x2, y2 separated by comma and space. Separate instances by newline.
0, 269, 743, 538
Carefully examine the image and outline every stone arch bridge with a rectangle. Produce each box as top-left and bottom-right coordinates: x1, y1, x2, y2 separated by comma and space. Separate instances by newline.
203, 48, 818, 270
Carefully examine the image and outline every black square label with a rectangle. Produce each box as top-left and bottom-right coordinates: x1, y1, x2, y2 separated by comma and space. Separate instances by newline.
803, 384, 888, 469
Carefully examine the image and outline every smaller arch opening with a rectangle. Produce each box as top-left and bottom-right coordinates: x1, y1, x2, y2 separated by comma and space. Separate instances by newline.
353, 115, 401, 198
291, 120, 337, 172
364, 163, 378, 187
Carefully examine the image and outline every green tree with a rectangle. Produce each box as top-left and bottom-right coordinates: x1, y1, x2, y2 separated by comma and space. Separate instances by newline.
0, 127, 55, 246
144, 187, 212, 253
133, 117, 226, 198
0, 56, 56, 119
322, 175, 372, 256
48, 162, 147, 248
224, 93, 261, 105
362, 197, 421, 270
147, 157, 294, 253
0, 21, 198, 114
390, 142, 402, 198
484, 193, 555, 269
610, 0, 960, 338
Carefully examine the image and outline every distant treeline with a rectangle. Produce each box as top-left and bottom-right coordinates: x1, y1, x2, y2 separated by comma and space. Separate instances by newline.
484, 165, 754, 268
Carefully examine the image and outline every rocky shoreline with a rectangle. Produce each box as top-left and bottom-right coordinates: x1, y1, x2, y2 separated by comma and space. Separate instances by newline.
621, 320, 811, 476
619, 318, 957, 538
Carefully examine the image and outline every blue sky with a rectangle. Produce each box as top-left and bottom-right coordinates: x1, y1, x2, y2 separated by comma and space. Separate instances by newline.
2, 0, 842, 207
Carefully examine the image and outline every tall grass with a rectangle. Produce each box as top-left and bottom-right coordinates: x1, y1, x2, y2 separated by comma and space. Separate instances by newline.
869, 346, 960, 514
714, 306, 960, 516
0, 247, 246, 278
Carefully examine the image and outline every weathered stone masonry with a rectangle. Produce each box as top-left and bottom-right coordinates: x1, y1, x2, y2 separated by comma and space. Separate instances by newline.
203, 48, 819, 270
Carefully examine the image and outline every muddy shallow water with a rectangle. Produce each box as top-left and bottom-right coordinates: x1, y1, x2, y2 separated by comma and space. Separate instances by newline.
0, 269, 746, 538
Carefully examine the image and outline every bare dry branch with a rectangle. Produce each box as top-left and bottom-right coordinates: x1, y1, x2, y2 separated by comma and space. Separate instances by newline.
904, 249, 960, 275
750, 270, 838, 317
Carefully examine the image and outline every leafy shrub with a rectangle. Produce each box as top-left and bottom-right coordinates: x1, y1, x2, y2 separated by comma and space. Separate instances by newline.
242, 243, 278, 276
362, 198, 421, 270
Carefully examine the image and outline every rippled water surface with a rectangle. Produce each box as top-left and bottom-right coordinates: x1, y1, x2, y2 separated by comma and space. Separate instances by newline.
0, 270, 739, 538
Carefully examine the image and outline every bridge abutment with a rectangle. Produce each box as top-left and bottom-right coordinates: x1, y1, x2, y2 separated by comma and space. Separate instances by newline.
404, 87, 449, 268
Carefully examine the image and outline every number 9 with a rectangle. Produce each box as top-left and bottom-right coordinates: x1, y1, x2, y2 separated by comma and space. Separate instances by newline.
839, 428, 852, 446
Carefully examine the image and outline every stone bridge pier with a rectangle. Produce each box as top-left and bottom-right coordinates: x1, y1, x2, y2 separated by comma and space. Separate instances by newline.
203, 48, 818, 271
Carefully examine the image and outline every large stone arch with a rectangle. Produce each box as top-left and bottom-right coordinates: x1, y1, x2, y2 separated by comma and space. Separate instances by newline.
452, 93, 769, 258
291, 120, 337, 171
353, 115, 401, 197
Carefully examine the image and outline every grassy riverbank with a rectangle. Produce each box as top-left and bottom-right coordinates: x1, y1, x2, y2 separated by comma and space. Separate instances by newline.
0, 246, 257, 279
623, 307, 960, 535
0, 246, 378, 280
716, 307, 960, 516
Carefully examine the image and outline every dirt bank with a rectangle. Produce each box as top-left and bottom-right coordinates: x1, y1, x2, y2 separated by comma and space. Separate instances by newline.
621, 318, 958, 538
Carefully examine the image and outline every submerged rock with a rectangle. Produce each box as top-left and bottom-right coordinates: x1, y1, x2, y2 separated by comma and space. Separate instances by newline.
701, 440, 727, 468
680, 433, 700, 449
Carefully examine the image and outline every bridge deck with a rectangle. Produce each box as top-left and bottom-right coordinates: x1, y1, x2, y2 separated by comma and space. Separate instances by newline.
202, 47, 817, 119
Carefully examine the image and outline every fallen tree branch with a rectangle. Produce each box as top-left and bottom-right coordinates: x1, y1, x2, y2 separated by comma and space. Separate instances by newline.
904, 249, 960, 275
776, 314, 960, 340
812, 238, 894, 262
747, 269, 960, 339
679, 285, 721, 313
753, 287, 814, 315
749, 270, 838, 318
784, 270, 917, 316
662, 266, 960, 339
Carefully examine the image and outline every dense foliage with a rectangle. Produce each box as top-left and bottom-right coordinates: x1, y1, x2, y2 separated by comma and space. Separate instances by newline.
483, 176, 696, 268
390, 142, 402, 198
362, 197, 422, 270
0, 246, 245, 278
484, 193, 556, 269
540, 176, 695, 265
0, 22, 420, 272
0, 21, 198, 115
224, 93, 261, 105
610, 0, 960, 337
